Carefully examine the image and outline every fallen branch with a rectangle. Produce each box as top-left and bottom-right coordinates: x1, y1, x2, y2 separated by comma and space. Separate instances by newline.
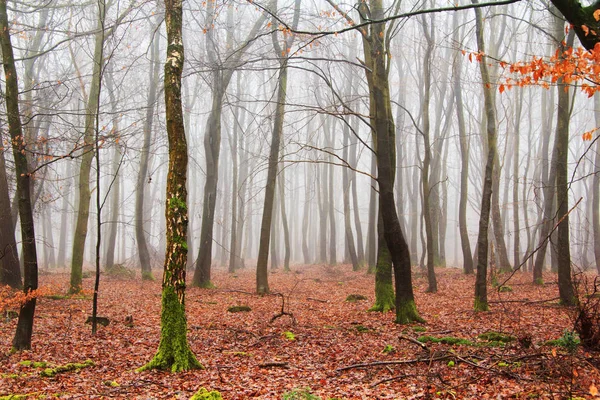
399, 334, 429, 351
259, 361, 288, 368
336, 355, 450, 372
307, 297, 328, 303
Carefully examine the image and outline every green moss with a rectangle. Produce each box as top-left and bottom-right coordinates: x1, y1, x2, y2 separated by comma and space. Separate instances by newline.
368, 279, 395, 313
395, 300, 425, 324
282, 387, 320, 400
345, 294, 367, 302
168, 197, 187, 211
447, 360, 455, 367
141, 271, 155, 281
199, 281, 216, 289
172, 236, 188, 251
227, 305, 251, 313
418, 336, 473, 346
18, 361, 47, 369
283, 331, 296, 340
382, 344, 395, 353
40, 359, 94, 377
137, 286, 203, 373
478, 332, 515, 343
498, 285, 513, 293
355, 325, 369, 333
0, 395, 28, 399
534, 277, 544, 286
223, 351, 252, 357
474, 296, 489, 312
412, 326, 427, 333
190, 387, 223, 400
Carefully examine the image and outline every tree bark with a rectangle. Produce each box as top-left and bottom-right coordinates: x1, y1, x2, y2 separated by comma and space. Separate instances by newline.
473, 0, 496, 312
356, 0, 422, 323
593, 94, 600, 274
139, 0, 201, 372
193, 5, 268, 288
0, 0, 39, 351
136, 23, 161, 280
420, 14, 437, 293
256, 0, 299, 293
69, 3, 106, 294
0, 138, 21, 288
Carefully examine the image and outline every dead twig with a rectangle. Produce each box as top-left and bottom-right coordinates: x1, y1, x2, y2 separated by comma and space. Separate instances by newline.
399, 334, 429, 351
270, 292, 296, 325
336, 355, 450, 372
259, 361, 289, 368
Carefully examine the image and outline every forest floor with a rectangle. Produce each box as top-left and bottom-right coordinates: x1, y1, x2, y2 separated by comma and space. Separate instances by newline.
0, 264, 599, 399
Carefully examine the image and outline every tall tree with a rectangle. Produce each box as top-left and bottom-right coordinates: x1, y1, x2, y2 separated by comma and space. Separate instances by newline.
136, 17, 161, 281
193, 2, 268, 288
473, 0, 497, 312
70, 2, 107, 294
329, 0, 422, 322
0, 0, 39, 351
139, 0, 201, 372
256, 0, 300, 294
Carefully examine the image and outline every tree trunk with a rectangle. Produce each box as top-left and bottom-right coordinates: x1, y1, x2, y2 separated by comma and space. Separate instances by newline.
256, 0, 298, 292
69, 5, 106, 293
193, 4, 268, 288
420, 15, 437, 293
593, 94, 600, 274
554, 31, 576, 306
0, 136, 21, 288
139, 0, 201, 372
366, 149, 378, 271
136, 24, 161, 281
473, 0, 496, 312
0, 0, 39, 351
279, 167, 291, 271
342, 111, 359, 271
358, 0, 422, 323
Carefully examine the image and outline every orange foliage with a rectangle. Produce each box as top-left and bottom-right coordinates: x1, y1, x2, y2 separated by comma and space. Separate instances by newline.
0, 285, 55, 313
493, 43, 600, 97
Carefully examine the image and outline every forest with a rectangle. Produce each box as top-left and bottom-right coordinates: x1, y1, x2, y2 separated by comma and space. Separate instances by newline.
1, 0, 600, 398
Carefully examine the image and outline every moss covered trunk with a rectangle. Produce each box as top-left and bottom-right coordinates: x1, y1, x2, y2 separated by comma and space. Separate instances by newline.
139, 0, 201, 372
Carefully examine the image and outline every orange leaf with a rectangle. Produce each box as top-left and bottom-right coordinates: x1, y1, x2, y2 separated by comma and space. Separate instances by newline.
552, 348, 557, 357
499, 84, 505, 94
594, 9, 600, 22
582, 25, 590, 36
590, 383, 599, 396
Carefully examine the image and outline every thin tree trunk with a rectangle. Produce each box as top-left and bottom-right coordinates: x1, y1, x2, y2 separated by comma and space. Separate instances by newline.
0, 136, 21, 288
593, 94, 600, 274
69, 5, 106, 294
420, 15, 437, 293
256, 0, 299, 293
473, 0, 496, 311
279, 167, 291, 271
136, 24, 160, 280
555, 30, 576, 306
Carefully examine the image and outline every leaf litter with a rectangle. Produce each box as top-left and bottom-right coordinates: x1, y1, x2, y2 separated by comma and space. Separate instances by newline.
0, 265, 598, 399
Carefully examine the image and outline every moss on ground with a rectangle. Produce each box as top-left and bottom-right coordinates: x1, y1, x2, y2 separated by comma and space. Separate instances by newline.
40, 359, 94, 377
190, 387, 222, 400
